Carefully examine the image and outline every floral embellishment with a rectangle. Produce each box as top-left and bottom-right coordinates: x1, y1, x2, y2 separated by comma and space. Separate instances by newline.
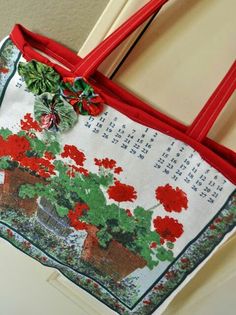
60, 77, 104, 116
17, 60, 105, 132
155, 184, 188, 212
34, 92, 78, 132
153, 216, 184, 243
18, 60, 61, 95
107, 180, 137, 203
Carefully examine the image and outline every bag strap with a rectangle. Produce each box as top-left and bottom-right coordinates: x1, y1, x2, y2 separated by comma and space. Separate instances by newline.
73, 0, 168, 78
186, 61, 236, 142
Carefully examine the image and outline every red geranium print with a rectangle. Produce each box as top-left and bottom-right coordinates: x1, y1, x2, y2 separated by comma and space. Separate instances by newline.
20, 113, 42, 132
114, 167, 123, 174
61, 145, 86, 166
155, 184, 188, 212
67, 164, 89, 177
94, 157, 123, 175
19, 156, 56, 178
107, 180, 137, 203
0, 133, 56, 178
44, 151, 55, 160
0, 134, 31, 160
153, 216, 184, 242
68, 202, 89, 230
94, 158, 116, 169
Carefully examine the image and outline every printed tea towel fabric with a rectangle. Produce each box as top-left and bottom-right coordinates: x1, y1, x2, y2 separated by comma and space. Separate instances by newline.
0, 1, 235, 314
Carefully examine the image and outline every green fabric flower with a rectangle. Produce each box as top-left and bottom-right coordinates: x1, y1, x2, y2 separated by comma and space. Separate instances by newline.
34, 92, 78, 132
18, 60, 61, 95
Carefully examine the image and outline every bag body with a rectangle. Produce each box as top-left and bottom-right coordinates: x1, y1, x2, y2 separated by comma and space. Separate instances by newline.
0, 1, 235, 314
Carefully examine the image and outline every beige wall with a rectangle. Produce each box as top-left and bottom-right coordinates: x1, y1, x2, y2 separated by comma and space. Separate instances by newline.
0, 0, 109, 51
113, 0, 236, 151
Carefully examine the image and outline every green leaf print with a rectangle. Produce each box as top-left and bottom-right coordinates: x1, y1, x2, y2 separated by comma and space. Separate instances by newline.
0, 127, 12, 139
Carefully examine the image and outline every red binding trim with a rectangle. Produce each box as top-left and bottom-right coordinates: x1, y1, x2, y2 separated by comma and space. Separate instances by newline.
73, 0, 168, 78
187, 61, 236, 141
9, 23, 236, 184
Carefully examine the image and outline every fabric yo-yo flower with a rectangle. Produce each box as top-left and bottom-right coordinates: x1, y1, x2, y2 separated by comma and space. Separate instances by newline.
60, 77, 104, 116
34, 92, 78, 132
18, 60, 61, 95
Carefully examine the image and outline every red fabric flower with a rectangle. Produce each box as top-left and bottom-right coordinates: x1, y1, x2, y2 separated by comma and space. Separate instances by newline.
107, 180, 137, 203
20, 113, 42, 132
61, 144, 86, 166
60, 77, 104, 116
68, 202, 89, 230
82, 99, 104, 116
153, 216, 184, 242
155, 184, 188, 212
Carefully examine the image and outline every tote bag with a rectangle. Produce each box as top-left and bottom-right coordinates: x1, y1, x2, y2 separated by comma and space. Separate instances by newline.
0, 0, 235, 314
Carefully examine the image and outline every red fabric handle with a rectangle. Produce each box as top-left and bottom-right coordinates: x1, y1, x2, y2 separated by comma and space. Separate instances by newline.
73, 0, 168, 78
186, 61, 236, 142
